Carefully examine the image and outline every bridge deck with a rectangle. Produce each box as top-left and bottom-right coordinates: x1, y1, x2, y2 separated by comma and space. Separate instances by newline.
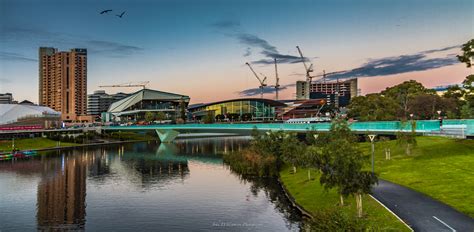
104, 119, 474, 136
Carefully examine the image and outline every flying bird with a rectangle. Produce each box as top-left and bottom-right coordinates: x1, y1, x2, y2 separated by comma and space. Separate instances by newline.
116, 11, 126, 18
100, 9, 112, 14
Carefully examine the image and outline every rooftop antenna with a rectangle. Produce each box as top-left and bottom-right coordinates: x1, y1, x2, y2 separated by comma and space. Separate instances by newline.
245, 62, 267, 99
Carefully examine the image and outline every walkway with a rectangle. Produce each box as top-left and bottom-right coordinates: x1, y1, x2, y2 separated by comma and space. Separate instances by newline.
372, 179, 474, 232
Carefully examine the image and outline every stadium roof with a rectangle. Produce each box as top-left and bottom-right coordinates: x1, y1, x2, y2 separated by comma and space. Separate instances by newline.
108, 88, 190, 113
0, 104, 60, 125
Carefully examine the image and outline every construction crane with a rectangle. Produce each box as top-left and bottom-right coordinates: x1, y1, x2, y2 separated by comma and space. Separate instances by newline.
312, 70, 347, 84
245, 62, 267, 98
296, 46, 314, 84
99, 81, 149, 89
274, 58, 280, 100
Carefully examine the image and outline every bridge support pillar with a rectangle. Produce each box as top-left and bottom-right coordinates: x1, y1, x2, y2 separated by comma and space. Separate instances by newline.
155, 129, 179, 143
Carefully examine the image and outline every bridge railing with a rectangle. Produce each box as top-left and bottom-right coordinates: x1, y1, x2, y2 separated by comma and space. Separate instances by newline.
104, 119, 474, 135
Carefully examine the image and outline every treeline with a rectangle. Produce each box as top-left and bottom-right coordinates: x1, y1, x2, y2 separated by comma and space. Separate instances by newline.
348, 39, 474, 121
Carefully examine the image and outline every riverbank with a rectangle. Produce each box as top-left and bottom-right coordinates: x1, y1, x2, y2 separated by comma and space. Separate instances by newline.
279, 165, 411, 231
360, 136, 474, 217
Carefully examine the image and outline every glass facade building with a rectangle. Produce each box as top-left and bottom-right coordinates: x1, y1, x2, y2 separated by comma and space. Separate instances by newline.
189, 98, 285, 121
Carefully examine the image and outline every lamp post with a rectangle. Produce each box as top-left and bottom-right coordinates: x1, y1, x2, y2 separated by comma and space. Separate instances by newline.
368, 134, 376, 174
437, 110, 442, 127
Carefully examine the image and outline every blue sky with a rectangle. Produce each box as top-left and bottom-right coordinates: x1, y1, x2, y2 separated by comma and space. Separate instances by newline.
0, 0, 472, 103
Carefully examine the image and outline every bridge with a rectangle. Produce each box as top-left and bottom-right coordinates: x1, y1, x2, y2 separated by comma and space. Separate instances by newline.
103, 119, 474, 142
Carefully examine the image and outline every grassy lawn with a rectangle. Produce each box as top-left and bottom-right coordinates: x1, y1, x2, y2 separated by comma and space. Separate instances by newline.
280, 165, 410, 231
0, 138, 78, 152
360, 136, 474, 217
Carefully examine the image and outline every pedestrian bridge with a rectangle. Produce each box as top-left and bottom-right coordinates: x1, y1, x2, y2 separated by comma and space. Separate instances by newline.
103, 119, 474, 142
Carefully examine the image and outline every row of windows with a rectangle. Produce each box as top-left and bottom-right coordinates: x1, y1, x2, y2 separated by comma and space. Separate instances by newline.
198, 100, 276, 118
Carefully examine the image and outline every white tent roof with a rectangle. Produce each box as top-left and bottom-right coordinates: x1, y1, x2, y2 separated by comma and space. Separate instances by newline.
108, 89, 190, 113
0, 104, 60, 125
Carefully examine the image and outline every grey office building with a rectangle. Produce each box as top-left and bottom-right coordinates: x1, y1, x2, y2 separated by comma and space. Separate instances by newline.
87, 90, 129, 120
0, 93, 13, 104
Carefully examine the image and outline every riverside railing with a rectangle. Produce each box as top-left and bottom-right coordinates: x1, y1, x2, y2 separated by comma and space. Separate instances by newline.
105, 119, 474, 135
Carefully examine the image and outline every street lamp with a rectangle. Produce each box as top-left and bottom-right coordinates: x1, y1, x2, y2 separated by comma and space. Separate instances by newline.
437, 110, 443, 127
368, 134, 376, 174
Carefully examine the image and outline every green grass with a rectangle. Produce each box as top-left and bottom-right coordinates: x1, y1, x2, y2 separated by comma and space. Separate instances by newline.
280, 165, 410, 231
359, 136, 474, 217
0, 138, 78, 152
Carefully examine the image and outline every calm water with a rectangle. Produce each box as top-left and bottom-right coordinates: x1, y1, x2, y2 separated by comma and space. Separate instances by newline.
0, 137, 303, 231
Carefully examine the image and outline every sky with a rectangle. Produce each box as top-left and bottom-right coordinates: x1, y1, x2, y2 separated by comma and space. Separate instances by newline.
0, 0, 473, 104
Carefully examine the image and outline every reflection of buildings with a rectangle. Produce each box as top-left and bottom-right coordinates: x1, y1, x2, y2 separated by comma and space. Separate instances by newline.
36, 151, 92, 230
175, 137, 249, 156
121, 153, 190, 186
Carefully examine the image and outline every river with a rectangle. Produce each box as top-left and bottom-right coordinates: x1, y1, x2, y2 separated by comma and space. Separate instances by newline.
0, 137, 303, 231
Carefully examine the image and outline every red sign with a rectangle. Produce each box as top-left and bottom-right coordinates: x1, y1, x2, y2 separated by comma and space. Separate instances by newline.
0, 125, 43, 131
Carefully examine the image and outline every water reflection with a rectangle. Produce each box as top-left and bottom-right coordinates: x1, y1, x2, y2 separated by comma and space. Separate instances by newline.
0, 137, 302, 231
37, 153, 89, 230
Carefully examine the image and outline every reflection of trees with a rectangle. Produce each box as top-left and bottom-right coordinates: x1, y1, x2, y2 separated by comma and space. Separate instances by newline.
231, 173, 304, 230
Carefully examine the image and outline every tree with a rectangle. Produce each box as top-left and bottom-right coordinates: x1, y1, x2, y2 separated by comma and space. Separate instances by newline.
202, 110, 215, 124
155, 112, 166, 121
318, 118, 378, 215
347, 94, 399, 121
251, 130, 289, 169
457, 39, 474, 68
144, 111, 155, 122
179, 97, 187, 121
381, 80, 435, 118
396, 120, 417, 155
280, 133, 304, 174
407, 94, 458, 119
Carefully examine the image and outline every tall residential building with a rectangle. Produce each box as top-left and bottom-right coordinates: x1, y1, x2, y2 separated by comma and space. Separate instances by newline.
0, 93, 13, 104
87, 90, 129, 119
39, 47, 89, 122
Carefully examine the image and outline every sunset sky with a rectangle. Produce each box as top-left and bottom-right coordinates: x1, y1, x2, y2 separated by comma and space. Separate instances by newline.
0, 0, 473, 104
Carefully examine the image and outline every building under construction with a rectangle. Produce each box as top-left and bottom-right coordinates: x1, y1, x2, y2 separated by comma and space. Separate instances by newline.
296, 78, 358, 107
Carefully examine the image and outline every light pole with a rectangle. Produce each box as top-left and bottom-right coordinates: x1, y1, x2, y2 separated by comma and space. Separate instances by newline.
368, 134, 376, 174
437, 110, 442, 127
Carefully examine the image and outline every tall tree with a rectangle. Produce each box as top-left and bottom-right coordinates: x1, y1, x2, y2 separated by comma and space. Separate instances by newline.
457, 39, 474, 68
347, 94, 399, 121
280, 133, 305, 174
319, 118, 378, 211
381, 80, 435, 118
408, 94, 458, 119
396, 120, 417, 155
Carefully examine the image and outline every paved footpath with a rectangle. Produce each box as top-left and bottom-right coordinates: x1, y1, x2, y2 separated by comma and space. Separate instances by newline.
372, 179, 474, 232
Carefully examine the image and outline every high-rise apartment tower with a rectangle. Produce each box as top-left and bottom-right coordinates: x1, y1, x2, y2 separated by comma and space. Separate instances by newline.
39, 47, 89, 122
